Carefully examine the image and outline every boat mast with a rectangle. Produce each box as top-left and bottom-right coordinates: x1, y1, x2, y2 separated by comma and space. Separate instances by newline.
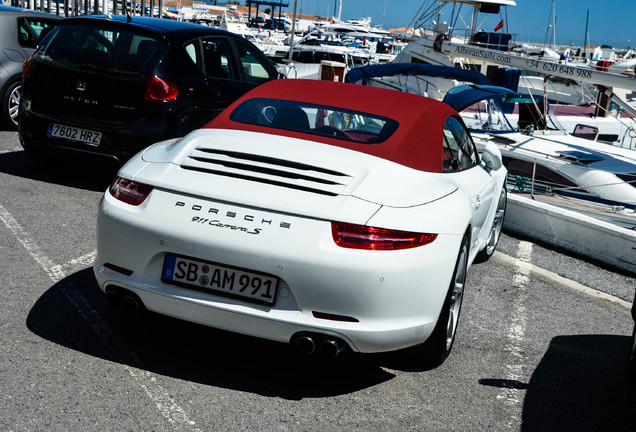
287, 0, 298, 64
551, 0, 556, 48
382, 0, 387, 29
334, 0, 342, 21
583, 9, 589, 53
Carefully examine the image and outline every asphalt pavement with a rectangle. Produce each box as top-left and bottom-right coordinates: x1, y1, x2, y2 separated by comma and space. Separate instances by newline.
1, 130, 635, 431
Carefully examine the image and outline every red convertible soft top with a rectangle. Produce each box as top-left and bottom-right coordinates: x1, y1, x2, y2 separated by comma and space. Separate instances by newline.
205, 79, 460, 173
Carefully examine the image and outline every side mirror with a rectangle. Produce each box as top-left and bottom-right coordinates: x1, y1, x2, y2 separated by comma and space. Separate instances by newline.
481, 141, 503, 171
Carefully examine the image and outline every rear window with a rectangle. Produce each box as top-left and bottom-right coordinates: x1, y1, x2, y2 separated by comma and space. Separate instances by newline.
36, 24, 168, 73
229, 98, 399, 144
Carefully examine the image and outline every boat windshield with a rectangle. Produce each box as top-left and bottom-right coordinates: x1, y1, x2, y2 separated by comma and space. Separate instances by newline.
459, 98, 515, 133
459, 96, 566, 134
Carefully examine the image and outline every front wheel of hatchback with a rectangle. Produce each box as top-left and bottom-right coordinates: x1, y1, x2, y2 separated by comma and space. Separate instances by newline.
1, 79, 21, 130
416, 235, 468, 367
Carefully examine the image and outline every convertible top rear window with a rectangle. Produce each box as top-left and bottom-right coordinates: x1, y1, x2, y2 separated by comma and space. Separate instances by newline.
229, 98, 399, 144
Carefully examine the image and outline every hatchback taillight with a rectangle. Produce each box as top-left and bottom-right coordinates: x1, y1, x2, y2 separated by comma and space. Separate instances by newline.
109, 177, 153, 206
332, 222, 437, 250
23, 56, 33, 79
145, 75, 179, 101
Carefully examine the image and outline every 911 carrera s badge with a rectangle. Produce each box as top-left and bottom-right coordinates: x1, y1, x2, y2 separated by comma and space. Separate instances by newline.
191, 216, 262, 234
175, 200, 291, 233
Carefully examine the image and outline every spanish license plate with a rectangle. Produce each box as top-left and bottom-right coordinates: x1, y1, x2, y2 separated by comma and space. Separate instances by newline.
162, 255, 277, 305
47, 123, 102, 146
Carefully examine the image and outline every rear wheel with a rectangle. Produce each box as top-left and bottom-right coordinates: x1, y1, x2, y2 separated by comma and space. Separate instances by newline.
417, 236, 468, 367
475, 187, 507, 263
1, 80, 21, 130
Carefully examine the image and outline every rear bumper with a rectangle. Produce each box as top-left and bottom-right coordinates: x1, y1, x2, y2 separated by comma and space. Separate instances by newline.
18, 104, 174, 163
93, 188, 464, 353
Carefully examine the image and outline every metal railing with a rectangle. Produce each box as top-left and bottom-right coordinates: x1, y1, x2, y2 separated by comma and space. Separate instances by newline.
10, 0, 166, 18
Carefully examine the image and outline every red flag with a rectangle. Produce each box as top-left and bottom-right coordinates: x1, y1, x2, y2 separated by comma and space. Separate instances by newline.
494, 19, 504, 32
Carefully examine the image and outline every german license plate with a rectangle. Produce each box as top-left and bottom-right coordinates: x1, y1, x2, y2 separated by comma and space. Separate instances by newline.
162, 255, 277, 305
47, 123, 102, 146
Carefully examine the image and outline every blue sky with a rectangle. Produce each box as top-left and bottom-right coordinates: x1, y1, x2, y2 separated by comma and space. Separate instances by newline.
289, 1, 634, 48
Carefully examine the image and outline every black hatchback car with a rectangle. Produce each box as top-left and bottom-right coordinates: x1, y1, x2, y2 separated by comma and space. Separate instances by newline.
19, 15, 279, 165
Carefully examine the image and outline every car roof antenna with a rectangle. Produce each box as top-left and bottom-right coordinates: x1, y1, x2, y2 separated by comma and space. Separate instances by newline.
126, 8, 133, 23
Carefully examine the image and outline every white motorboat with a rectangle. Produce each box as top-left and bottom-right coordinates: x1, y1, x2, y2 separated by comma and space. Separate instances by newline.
346, 64, 636, 209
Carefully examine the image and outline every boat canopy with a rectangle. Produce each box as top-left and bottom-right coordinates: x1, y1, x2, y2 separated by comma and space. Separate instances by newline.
443, 84, 516, 112
345, 63, 492, 86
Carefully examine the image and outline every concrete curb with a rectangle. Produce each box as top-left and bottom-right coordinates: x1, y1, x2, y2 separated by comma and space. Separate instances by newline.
503, 194, 636, 276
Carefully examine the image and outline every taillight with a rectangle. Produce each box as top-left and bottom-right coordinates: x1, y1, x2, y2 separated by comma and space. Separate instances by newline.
332, 222, 437, 250
23, 56, 33, 79
145, 75, 179, 101
109, 177, 153, 206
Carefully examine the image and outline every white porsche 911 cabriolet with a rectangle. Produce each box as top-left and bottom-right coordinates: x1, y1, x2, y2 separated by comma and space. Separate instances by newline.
94, 79, 507, 366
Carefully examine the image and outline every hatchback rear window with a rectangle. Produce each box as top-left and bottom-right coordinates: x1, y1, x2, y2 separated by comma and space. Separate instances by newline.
229, 98, 399, 144
36, 24, 168, 73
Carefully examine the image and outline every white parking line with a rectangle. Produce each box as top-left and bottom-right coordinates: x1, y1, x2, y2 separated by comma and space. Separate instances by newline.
493, 251, 632, 309
0, 203, 201, 431
0, 147, 23, 154
496, 241, 532, 427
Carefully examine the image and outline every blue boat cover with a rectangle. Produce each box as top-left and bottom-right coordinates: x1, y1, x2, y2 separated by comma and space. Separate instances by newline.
344, 63, 492, 86
443, 84, 517, 112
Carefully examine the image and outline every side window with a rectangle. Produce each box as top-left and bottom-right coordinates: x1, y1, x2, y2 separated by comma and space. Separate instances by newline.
443, 116, 478, 172
201, 38, 235, 80
18, 18, 57, 48
234, 40, 273, 84
184, 40, 202, 69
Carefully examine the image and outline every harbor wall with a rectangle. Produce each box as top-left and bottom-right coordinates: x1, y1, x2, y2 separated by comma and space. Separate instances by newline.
504, 194, 636, 275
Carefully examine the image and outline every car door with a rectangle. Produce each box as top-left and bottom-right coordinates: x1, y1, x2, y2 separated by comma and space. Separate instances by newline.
443, 116, 497, 250
231, 38, 278, 85
185, 35, 276, 123
197, 36, 245, 118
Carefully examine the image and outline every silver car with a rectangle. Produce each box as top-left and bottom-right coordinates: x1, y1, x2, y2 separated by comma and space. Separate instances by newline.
0, 5, 61, 129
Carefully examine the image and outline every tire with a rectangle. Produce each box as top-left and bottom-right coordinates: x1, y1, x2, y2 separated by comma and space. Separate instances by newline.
1, 79, 21, 130
630, 326, 636, 384
475, 187, 507, 263
416, 235, 469, 367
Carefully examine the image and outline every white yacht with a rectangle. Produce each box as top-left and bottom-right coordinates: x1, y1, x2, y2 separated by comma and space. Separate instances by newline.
346, 63, 636, 209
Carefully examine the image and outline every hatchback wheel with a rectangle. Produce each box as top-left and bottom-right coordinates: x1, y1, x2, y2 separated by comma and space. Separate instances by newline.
2, 80, 21, 130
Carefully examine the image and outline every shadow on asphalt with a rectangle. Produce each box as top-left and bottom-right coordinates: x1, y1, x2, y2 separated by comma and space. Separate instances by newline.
26, 268, 398, 400
0, 144, 117, 192
520, 334, 636, 430
25, 270, 636, 418
481, 334, 636, 430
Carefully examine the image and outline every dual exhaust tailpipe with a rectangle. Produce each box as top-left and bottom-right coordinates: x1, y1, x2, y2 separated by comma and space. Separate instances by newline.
105, 286, 144, 312
105, 288, 347, 358
295, 334, 347, 358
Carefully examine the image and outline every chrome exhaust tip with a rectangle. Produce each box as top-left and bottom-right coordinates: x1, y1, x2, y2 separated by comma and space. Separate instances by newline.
320, 339, 345, 358
105, 289, 122, 305
296, 336, 316, 355
121, 295, 141, 312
